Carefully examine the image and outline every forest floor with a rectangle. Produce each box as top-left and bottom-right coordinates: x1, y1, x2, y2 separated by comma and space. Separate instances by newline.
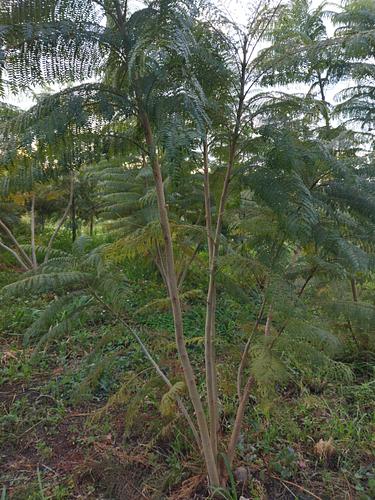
1, 266, 374, 499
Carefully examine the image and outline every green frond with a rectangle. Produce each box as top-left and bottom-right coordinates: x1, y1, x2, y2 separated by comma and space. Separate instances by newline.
326, 300, 375, 331
135, 289, 204, 316
1, 271, 91, 297
251, 344, 290, 410
160, 381, 186, 417
73, 351, 118, 402
32, 299, 94, 354
24, 292, 83, 344
1, 1, 108, 91
106, 220, 163, 260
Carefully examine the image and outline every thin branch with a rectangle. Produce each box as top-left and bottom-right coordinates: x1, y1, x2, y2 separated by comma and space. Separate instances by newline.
0, 240, 29, 270
0, 218, 33, 267
91, 290, 201, 450
177, 242, 201, 289
226, 373, 255, 469
245, 0, 283, 68
155, 242, 168, 287
270, 476, 323, 500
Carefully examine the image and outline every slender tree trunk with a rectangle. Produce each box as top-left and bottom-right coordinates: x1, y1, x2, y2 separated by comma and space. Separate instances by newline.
204, 43, 247, 468
226, 374, 255, 470
44, 174, 75, 264
139, 109, 220, 487
204, 142, 235, 465
350, 278, 358, 302
71, 191, 77, 242
30, 193, 37, 269
89, 214, 94, 236
203, 140, 213, 260
203, 139, 219, 460
0, 240, 30, 270
0, 218, 33, 268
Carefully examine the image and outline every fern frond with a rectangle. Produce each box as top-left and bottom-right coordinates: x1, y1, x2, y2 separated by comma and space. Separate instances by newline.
33, 300, 95, 354
2, 271, 91, 297
24, 292, 83, 345
160, 381, 186, 417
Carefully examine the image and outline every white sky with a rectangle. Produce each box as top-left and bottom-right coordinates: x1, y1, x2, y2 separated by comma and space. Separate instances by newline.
3, 0, 339, 109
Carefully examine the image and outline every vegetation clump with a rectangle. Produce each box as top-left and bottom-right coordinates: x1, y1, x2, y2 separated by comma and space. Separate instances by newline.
0, 0, 374, 498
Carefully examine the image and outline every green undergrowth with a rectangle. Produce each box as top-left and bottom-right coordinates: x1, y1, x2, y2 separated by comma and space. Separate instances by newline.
1, 264, 374, 499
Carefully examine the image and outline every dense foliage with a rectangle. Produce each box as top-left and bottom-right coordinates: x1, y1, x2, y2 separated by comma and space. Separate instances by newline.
0, 0, 374, 498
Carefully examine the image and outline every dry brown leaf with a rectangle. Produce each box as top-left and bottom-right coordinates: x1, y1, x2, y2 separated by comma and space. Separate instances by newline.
314, 437, 335, 459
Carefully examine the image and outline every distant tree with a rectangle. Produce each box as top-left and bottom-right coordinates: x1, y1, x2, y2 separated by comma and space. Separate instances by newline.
333, 0, 375, 133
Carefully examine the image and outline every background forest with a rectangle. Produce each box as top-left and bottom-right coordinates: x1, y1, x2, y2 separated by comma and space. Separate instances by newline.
0, 0, 374, 498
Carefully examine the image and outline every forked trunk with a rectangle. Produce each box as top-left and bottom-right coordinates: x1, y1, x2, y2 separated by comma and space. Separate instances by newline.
0, 218, 33, 269
139, 109, 220, 487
